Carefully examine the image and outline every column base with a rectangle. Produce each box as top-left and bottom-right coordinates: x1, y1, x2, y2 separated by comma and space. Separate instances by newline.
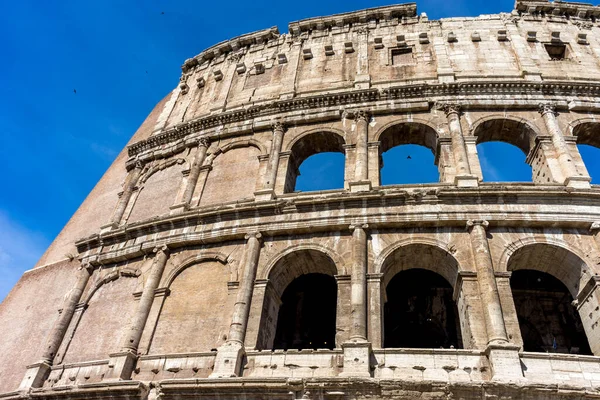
454, 174, 479, 188
209, 341, 245, 378
100, 222, 119, 234
340, 339, 372, 377
104, 351, 138, 381
565, 175, 591, 189
254, 189, 276, 202
354, 75, 371, 89
19, 361, 52, 390
348, 180, 372, 193
485, 342, 523, 382
169, 202, 188, 215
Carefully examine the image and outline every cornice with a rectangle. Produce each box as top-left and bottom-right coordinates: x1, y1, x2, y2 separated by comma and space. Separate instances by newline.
75, 185, 600, 265
127, 80, 600, 158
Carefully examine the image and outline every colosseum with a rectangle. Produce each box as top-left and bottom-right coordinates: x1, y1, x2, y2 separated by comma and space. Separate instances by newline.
5, 0, 600, 398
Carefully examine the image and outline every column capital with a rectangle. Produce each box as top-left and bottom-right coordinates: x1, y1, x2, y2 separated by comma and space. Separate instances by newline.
434, 102, 462, 117
538, 103, 558, 116
198, 137, 211, 148
152, 245, 170, 255
342, 109, 370, 122
245, 231, 263, 241
590, 222, 600, 233
466, 219, 489, 231
271, 122, 287, 133
349, 223, 369, 231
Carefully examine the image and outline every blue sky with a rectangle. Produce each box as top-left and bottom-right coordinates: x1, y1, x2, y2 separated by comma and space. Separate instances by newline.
2, 0, 600, 302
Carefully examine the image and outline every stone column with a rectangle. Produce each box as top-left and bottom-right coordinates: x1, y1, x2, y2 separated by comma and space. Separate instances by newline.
341, 224, 371, 377
106, 246, 170, 381
105, 161, 143, 230
437, 103, 478, 187
538, 103, 590, 189
183, 139, 210, 205
211, 232, 262, 378
348, 111, 372, 192
256, 123, 286, 201
170, 139, 210, 213
467, 220, 522, 381
19, 263, 92, 389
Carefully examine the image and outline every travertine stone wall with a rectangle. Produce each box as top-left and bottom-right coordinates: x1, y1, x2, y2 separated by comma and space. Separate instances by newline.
7, 1, 600, 399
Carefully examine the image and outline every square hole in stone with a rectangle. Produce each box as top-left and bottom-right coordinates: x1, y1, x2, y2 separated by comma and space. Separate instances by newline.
391, 47, 414, 65
544, 43, 567, 60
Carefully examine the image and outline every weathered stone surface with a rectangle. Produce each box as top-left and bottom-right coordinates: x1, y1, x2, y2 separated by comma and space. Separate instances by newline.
7, 0, 600, 398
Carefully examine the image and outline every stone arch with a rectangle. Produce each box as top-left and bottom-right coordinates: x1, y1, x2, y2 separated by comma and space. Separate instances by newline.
375, 237, 460, 288
500, 238, 591, 298
255, 248, 342, 350
569, 118, 600, 148
261, 243, 346, 283
163, 252, 229, 288
377, 240, 464, 349
149, 255, 233, 354
469, 115, 541, 156
373, 120, 443, 185
284, 127, 347, 154
199, 139, 264, 206
283, 129, 347, 192
504, 240, 595, 355
208, 138, 267, 161
127, 158, 188, 223
138, 158, 188, 185
373, 118, 442, 151
60, 268, 140, 364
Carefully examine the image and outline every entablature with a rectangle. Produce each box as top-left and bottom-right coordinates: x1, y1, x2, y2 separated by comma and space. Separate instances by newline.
127, 80, 600, 161
75, 184, 600, 267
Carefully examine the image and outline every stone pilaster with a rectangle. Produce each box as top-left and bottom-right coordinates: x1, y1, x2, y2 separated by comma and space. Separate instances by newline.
341, 223, 371, 377
538, 103, 590, 189
171, 139, 210, 213
106, 246, 170, 381
354, 29, 370, 89
104, 162, 143, 231
256, 123, 286, 201
19, 263, 93, 390
436, 103, 478, 187
467, 220, 522, 381
211, 232, 262, 378
348, 111, 372, 193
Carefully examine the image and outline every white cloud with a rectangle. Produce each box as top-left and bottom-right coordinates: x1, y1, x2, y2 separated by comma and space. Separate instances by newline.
477, 146, 501, 181
0, 211, 49, 303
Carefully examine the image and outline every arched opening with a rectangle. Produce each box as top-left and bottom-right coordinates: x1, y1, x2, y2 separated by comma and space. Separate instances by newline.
510, 270, 591, 355
378, 122, 440, 185
380, 243, 463, 349
285, 132, 345, 193
473, 119, 536, 182
477, 142, 532, 182
573, 122, 600, 183
273, 273, 336, 350
256, 249, 339, 350
384, 269, 461, 349
507, 243, 593, 355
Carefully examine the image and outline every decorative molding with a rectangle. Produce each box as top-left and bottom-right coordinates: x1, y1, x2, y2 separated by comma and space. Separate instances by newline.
127, 80, 600, 158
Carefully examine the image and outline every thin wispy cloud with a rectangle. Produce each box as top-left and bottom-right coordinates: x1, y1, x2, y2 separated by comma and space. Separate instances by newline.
477, 145, 502, 181
0, 211, 49, 302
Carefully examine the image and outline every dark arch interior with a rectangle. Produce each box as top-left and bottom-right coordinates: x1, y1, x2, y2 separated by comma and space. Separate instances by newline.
273, 273, 337, 350
384, 268, 462, 349
285, 132, 345, 193
510, 270, 591, 355
573, 122, 600, 149
473, 119, 536, 155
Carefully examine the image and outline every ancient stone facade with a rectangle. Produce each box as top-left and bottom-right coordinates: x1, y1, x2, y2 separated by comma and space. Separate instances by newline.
6, 0, 600, 398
